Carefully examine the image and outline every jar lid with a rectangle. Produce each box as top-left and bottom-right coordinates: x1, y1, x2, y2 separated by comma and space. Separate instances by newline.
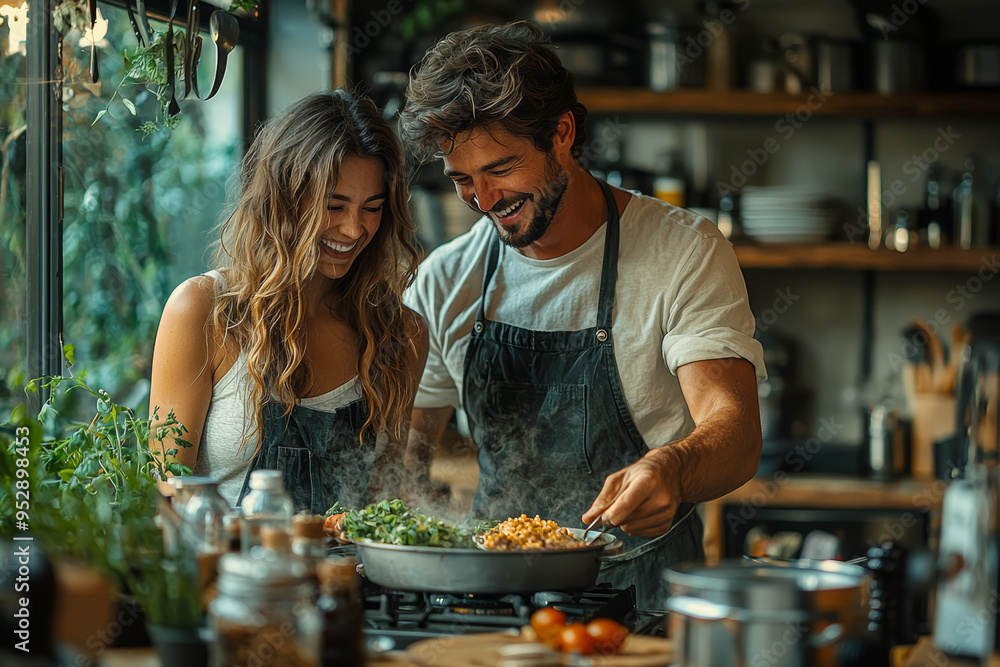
292, 514, 326, 540
169, 476, 218, 490
248, 470, 284, 491
316, 556, 358, 586
217, 553, 311, 596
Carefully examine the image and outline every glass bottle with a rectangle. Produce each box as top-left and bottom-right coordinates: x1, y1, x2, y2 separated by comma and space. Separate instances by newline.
210, 553, 321, 667
240, 470, 294, 558
653, 149, 687, 207
920, 164, 951, 250
179, 480, 231, 607
316, 557, 365, 667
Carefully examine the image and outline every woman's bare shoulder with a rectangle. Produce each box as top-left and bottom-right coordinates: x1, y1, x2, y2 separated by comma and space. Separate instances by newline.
157, 275, 224, 351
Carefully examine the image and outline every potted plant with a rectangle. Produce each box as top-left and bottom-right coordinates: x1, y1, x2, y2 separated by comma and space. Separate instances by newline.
0, 346, 205, 666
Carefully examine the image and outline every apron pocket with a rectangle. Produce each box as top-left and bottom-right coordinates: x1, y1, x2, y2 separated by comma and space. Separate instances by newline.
276, 446, 315, 512
488, 381, 591, 476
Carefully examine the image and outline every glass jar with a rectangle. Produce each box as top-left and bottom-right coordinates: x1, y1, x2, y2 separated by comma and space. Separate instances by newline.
240, 470, 294, 557
210, 553, 320, 667
316, 557, 365, 667
179, 479, 230, 551
169, 475, 217, 514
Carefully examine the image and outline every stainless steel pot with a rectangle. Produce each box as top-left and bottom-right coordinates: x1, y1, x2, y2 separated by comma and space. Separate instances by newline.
665, 559, 868, 667
355, 528, 622, 594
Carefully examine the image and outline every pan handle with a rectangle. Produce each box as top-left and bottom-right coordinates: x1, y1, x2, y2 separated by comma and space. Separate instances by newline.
600, 539, 625, 558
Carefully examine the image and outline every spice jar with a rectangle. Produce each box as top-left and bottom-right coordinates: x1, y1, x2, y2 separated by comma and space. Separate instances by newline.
292, 514, 328, 585
316, 557, 365, 667
210, 553, 320, 667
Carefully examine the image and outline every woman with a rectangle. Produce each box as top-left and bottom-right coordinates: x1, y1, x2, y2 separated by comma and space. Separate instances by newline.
148, 90, 428, 513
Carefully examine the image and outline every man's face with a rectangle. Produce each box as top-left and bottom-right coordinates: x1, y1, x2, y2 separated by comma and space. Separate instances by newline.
442, 126, 569, 249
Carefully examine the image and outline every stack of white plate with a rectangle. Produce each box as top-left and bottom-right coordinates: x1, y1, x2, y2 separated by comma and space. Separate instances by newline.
741, 186, 835, 243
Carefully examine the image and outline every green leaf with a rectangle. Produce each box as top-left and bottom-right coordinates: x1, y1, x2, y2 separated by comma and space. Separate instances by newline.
122, 99, 136, 116
10, 403, 27, 424
63, 344, 76, 365
92, 108, 107, 127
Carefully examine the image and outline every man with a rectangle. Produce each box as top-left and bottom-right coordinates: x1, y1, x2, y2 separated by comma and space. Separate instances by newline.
399, 21, 765, 607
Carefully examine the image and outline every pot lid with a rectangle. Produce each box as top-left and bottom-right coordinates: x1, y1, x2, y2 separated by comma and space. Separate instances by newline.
665, 559, 865, 592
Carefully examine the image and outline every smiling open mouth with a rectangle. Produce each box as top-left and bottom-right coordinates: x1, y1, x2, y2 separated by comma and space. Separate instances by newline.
321, 238, 359, 254
494, 198, 526, 221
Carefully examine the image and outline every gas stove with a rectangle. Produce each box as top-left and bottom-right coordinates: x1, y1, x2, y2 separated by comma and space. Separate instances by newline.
362, 581, 665, 651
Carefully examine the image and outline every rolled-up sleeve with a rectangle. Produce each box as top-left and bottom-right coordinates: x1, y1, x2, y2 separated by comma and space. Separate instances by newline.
661, 236, 767, 382
403, 273, 463, 410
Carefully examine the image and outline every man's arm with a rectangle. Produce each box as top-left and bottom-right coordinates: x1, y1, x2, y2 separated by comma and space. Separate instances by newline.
582, 357, 761, 537
404, 406, 456, 507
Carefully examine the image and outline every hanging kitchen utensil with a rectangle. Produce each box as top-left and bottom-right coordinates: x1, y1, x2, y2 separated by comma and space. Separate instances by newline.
135, 0, 154, 47
165, 0, 181, 116
203, 11, 239, 100
88, 0, 100, 83
124, 0, 147, 48
181, 0, 201, 100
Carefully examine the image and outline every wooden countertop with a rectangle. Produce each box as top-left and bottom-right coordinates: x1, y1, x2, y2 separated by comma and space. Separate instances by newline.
702, 474, 945, 564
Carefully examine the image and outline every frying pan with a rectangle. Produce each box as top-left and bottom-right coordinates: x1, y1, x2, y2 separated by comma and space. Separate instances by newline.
354, 527, 623, 594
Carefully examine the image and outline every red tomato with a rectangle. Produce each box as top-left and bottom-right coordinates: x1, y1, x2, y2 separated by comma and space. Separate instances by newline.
586, 618, 629, 655
559, 623, 595, 656
530, 607, 567, 649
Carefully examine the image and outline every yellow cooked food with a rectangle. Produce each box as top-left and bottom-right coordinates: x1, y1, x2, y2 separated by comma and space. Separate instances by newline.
479, 514, 586, 551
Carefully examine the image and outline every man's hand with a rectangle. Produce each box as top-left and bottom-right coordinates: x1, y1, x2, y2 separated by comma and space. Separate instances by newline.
582, 447, 682, 537
582, 358, 761, 538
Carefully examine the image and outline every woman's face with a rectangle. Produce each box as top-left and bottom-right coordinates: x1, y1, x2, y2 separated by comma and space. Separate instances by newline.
316, 155, 386, 281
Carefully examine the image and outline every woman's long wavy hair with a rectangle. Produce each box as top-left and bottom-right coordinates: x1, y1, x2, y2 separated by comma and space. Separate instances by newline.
210, 90, 419, 457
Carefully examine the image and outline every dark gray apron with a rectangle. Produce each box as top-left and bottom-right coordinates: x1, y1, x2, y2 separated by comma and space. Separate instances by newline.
235, 398, 376, 514
461, 178, 702, 609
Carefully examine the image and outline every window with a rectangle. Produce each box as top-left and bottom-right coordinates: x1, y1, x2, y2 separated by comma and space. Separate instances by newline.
1, 0, 252, 418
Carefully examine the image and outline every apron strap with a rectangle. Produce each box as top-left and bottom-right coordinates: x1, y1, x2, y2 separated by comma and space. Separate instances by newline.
594, 179, 620, 332
475, 230, 502, 326
475, 178, 621, 332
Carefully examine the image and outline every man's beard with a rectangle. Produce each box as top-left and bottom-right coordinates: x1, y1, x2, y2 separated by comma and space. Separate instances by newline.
486, 154, 569, 249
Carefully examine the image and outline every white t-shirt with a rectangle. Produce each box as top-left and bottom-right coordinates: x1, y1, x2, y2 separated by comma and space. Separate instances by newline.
404, 193, 767, 449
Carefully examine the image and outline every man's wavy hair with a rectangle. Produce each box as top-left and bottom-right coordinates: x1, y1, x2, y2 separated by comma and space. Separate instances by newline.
399, 21, 588, 164
211, 90, 420, 457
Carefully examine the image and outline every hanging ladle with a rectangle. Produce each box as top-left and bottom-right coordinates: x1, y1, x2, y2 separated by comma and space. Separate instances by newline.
203, 10, 239, 101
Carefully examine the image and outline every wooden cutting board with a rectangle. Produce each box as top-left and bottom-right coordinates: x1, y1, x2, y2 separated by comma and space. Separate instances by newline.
405, 629, 674, 666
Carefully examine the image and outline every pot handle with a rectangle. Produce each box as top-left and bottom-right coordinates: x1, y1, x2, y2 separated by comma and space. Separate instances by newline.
600, 539, 625, 558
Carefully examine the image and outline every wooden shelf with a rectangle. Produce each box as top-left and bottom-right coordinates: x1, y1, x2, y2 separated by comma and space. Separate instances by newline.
711, 474, 944, 511
732, 243, 999, 271
576, 88, 1000, 117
